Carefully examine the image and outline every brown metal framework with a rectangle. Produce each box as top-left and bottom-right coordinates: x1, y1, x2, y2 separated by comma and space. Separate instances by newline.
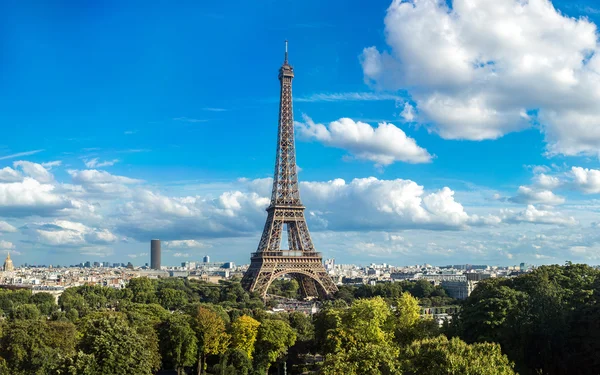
241, 42, 338, 299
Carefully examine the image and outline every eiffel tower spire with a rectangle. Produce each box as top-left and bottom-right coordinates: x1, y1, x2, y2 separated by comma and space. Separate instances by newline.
241, 42, 338, 299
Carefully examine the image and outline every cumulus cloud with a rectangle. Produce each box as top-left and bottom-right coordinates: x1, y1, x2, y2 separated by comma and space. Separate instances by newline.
0, 241, 14, 250
295, 115, 432, 165
115, 176, 497, 241
0, 167, 22, 182
67, 169, 142, 196
532, 173, 561, 189
361, 0, 600, 155
0, 178, 71, 217
13, 161, 54, 183
84, 158, 119, 168
115, 188, 269, 241
165, 240, 210, 248
570, 166, 600, 193
25, 220, 118, 247
503, 205, 576, 226
509, 186, 565, 205
0, 221, 17, 233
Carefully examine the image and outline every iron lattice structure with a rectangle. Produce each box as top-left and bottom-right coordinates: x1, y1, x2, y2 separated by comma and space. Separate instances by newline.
241, 43, 338, 299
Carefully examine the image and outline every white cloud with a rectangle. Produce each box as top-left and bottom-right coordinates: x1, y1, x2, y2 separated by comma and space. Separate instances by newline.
295, 177, 493, 230
128, 252, 148, 259
14, 161, 54, 183
165, 240, 210, 248
0, 178, 70, 216
68, 169, 142, 197
84, 158, 119, 168
0, 221, 17, 233
0, 241, 14, 250
532, 173, 561, 189
400, 103, 415, 121
0, 167, 22, 183
0, 149, 44, 161
503, 205, 576, 226
173, 252, 191, 258
570, 166, 600, 193
41, 161, 62, 169
509, 186, 565, 205
28, 220, 118, 247
295, 115, 432, 165
361, 0, 600, 155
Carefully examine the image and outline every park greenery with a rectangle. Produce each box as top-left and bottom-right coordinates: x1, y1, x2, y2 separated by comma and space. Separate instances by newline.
0, 263, 594, 374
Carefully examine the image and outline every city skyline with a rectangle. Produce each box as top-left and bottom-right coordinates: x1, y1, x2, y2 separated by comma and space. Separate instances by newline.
4, 0, 600, 266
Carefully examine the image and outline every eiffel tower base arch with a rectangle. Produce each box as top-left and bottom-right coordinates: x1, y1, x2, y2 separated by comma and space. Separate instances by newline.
241, 255, 337, 299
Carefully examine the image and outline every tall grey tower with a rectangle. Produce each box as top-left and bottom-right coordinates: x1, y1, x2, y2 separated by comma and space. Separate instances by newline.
150, 239, 161, 270
241, 42, 338, 299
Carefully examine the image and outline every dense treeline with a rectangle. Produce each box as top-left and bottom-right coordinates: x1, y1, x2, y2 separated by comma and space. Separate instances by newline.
334, 279, 457, 307
0, 276, 514, 374
450, 262, 600, 375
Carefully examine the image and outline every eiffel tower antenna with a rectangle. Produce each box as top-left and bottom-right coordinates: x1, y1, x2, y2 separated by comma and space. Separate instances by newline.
241, 42, 338, 299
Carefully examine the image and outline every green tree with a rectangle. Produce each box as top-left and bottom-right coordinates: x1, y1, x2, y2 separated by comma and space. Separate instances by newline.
127, 277, 158, 304
230, 315, 260, 359
0, 320, 77, 375
78, 312, 160, 375
158, 288, 188, 311
193, 306, 230, 375
211, 348, 252, 375
254, 319, 296, 374
30, 293, 58, 316
321, 342, 402, 375
399, 335, 516, 375
391, 292, 438, 346
159, 313, 198, 375
320, 297, 400, 374
10, 304, 41, 320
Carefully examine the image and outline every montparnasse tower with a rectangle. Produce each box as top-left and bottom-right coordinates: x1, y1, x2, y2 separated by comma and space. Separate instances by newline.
3, 252, 14, 272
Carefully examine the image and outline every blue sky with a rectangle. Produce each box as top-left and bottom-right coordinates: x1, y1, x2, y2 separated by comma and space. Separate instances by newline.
2, 0, 600, 267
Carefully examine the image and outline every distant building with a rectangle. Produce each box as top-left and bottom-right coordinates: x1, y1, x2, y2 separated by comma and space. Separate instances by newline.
203, 255, 210, 263
465, 273, 491, 282
84, 261, 91, 268
3, 253, 14, 272
151, 239, 161, 270
441, 280, 478, 300
520, 262, 527, 272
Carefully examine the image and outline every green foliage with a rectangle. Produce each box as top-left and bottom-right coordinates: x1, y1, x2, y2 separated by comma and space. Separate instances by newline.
399, 335, 516, 375
253, 319, 296, 373
230, 315, 261, 359
267, 278, 301, 299
321, 342, 402, 375
455, 263, 600, 374
320, 297, 400, 374
339, 280, 456, 307
78, 312, 160, 375
158, 287, 188, 310
10, 304, 41, 320
193, 306, 230, 374
391, 292, 439, 346
159, 313, 197, 375
0, 319, 77, 375
211, 348, 253, 375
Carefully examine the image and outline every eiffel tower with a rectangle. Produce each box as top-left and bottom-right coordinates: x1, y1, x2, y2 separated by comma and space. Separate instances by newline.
241, 42, 338, 299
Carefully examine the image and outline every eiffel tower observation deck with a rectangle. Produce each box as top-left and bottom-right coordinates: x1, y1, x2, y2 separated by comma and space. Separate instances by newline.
241, 42, 338, 299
